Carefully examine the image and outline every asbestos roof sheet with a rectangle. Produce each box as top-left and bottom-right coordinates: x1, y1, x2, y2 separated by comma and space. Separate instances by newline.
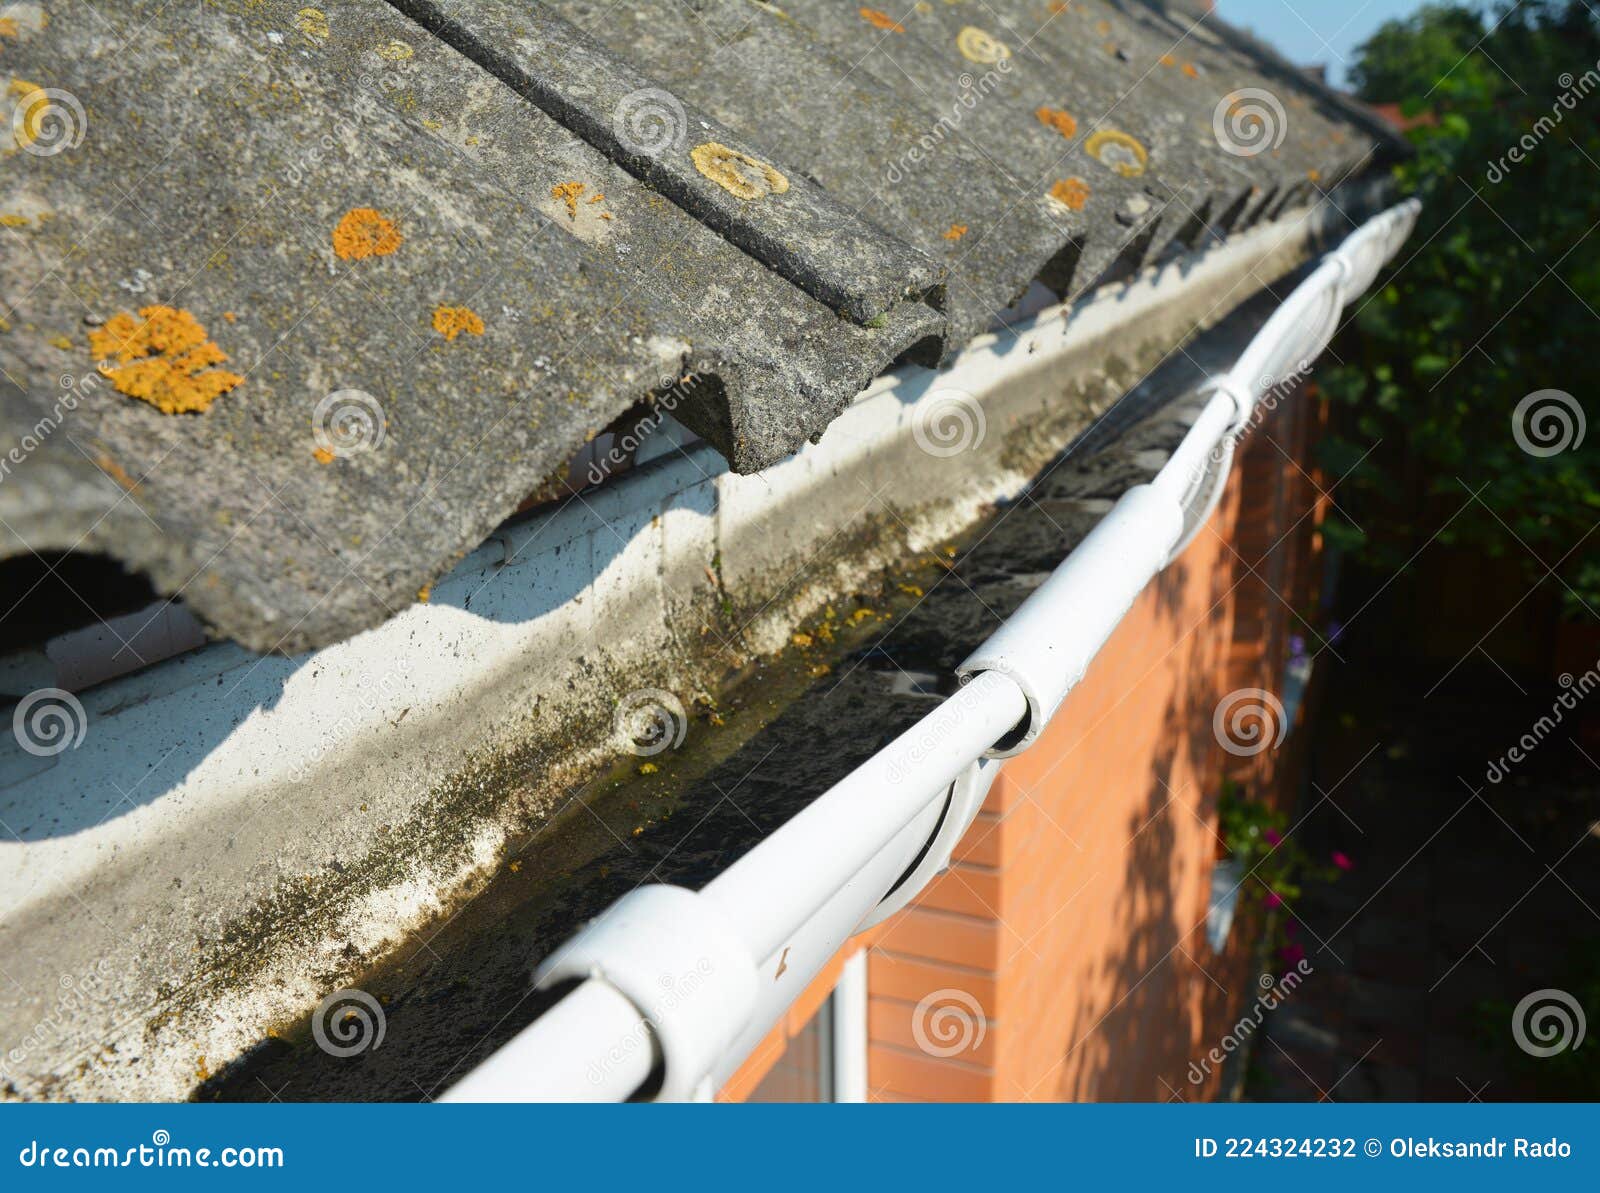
0, 0, 1393, 652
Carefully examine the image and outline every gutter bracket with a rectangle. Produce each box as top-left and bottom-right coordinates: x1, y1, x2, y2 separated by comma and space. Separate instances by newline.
533, 884, 759, 1102
857, 756, 1003, 931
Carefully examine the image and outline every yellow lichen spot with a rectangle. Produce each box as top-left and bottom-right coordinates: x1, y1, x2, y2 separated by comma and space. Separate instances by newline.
313, 445, 336, 464
631, 824, 646, 834
956, 26, 1010, 65
509, 860, 522, 873
7, 78, 46, 150
689, 142, 789, 201
1084, 128, 1148, 177
859, 7, 904, 32
88, 305, 243, 415
1048, 177, 1090, 211
1181, 62, 1199, 79
0, 18, 16, 40
331, 207, 402, 260
376, 40, 414, 62
417, 584, 431, 602
0, 213, 27, 226
1159, 53, 1176, 67
222, 311, 237, 323
943, 223, 967, 241
898, 583, 924, 598
1034, 106, 1078, 140
808, 663, 831, 678
294, 7, 329, 42
551, 180, 585, 219
1307, 168, 1322, 182
431, 304, 484, 341
48, 334, 70, 350
792, 631, 813, 648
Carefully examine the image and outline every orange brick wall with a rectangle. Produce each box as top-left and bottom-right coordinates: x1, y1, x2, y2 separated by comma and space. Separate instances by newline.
866, 385, 1324, 1102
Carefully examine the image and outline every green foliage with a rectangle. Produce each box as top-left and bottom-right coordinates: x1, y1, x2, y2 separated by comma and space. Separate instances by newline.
1322, 1, 1600, 618
1218, 782, 1338, 915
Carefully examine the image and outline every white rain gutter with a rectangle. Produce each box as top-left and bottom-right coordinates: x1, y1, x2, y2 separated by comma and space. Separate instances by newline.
440, 198, 1422, 1105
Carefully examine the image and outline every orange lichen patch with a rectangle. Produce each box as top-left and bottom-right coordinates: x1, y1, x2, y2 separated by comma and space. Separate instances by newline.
0, 18, 17, 40
1159, 53, 1176, 67
956, 26, 1010, 64
942, 223, 967, 241
88, 306, 244, 415
551, 180, 585, 219
331, 207, 402, 260
1181, 62, 1199, 78
313, 445, 336, 464
417, 584, 431, 603
222, 311, 238, 323
859, 7, 904, 32
1048, 1, 1072, 13
1048, 177, 1090, 212
431, 304, 484, 341
1034, 106, 1078, 139
1084, 128, 1148, 177
1307, 168, 1322, 182
690, 142, 789, 201
587, 192, 605, 204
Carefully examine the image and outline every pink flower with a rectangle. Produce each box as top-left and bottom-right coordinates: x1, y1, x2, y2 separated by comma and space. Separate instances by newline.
1280, 943, 1306, 967
1332, 851, 1354, 871
1264, 891, 1284, 908
1264, 828, 1283, 846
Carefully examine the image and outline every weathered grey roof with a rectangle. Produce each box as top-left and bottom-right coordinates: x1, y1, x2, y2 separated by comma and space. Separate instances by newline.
0, 0, 1391, 653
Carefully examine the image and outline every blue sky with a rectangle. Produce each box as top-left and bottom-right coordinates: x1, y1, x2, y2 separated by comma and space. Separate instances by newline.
1219, 0, 1446, 86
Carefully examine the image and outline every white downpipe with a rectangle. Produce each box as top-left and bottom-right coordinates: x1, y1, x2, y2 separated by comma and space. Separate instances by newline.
831, 950, 869, 1103
441, 197, 1423, 1104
